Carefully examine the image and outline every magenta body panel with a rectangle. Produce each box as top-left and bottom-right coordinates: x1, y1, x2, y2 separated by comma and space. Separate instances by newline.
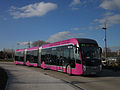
27, 46, 39, 51
41, 61, 83, 75
16, 49, 25, 51
14, 61, 24, 65
26, 61, 38, 67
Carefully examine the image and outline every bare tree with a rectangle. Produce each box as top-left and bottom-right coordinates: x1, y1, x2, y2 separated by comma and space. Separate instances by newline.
32, 40, 50, 47
0, 48, 15, 60
102, 47, 117, 57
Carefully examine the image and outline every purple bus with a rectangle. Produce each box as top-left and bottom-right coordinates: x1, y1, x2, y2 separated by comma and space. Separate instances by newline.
14, 38, 102, 75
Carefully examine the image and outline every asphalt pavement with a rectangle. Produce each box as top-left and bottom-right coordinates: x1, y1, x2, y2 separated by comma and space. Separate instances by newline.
1, 62, 120, 90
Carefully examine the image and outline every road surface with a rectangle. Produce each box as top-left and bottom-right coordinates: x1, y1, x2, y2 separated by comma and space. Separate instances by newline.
0, 62, 81, 90
1, 62, 120, 90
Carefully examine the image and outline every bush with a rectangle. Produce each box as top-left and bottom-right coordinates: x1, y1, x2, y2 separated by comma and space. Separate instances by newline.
0, 68, 8, 90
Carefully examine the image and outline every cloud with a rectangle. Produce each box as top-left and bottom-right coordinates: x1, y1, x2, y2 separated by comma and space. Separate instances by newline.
71, 7, 79, 11
88, 26, 94, 30
94, 0, 120, 28
100, 0, 120, 10
103, 12, 114, 16
71, 27, 88, 31
95, 14, 120, 28
71, 27, 80, 31
17, 41, 32, 45
69, 0, 81, 7
47, 31, 85, 43
10, 2, 57, 19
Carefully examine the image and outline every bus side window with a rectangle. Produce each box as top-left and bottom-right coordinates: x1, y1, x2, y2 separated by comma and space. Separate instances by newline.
63, 47, 70, 65
34, 50, 38, 63
57, 47, 63, 66
41, 49, 46, 63
70, 49, 74, 59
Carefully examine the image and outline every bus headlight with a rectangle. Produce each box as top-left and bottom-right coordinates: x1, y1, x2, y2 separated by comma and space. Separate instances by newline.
100, 65, 102, 71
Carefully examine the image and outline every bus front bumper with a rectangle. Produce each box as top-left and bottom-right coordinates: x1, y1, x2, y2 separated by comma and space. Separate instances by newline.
83, 65, 102, 75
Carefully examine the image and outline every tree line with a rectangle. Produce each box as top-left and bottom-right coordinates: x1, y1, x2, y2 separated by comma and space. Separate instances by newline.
0, 48, 14, 60
0, 40, 49, 60
101, 47, 120, 58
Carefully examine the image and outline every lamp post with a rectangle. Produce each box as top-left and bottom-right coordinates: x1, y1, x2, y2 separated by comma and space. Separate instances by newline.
102, 22, 107, 59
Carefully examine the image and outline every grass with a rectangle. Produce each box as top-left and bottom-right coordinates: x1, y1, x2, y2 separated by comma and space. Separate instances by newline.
0, 68, 8, 90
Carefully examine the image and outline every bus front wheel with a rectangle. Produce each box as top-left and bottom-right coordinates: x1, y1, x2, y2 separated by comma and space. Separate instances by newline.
66, 65, 72, 76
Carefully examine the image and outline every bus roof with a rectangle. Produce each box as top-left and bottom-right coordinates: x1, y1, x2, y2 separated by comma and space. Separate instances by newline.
27, 46, 39, 51
42, 38, 98, 49
16, 49, 25, 52
15, 38, 98, 51
42, 38, 78, 49
77, 38, 98, 45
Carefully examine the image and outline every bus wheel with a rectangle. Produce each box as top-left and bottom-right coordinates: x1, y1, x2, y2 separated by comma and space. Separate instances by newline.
66, 65, 72, 76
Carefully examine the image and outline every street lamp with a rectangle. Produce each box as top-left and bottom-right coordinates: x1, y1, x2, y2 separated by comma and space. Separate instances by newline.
102, 22, 107, 59
28, 41, 31, 48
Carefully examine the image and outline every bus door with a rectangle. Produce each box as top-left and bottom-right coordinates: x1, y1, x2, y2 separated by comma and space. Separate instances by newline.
57, 48, 63, 72
75, 47, 81, 64
38, 47, 42, 67
74, 44, 82, 73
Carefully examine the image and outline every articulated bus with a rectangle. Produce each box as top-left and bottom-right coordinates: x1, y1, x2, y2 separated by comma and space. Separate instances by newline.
14, 38, 102, 75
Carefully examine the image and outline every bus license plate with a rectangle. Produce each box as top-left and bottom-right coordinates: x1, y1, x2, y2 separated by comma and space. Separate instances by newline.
91, 72, 96, 74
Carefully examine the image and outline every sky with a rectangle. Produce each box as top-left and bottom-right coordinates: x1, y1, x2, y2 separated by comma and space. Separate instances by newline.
0, 0, 120, 51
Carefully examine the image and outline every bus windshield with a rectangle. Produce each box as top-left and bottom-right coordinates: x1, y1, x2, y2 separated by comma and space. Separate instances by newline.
81, 47, 101, 60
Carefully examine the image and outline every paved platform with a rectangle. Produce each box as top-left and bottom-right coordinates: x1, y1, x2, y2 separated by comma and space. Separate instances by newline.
0, 62, 79, 90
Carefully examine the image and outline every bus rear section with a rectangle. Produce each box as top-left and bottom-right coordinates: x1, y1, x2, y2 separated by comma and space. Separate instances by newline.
26, 47, 39, 67
14, 49, 25, 65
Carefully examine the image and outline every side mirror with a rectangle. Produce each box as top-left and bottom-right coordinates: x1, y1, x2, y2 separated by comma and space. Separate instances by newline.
75, 48, 77, 54
74, 44, 79, 54
99, 47, 102, 54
